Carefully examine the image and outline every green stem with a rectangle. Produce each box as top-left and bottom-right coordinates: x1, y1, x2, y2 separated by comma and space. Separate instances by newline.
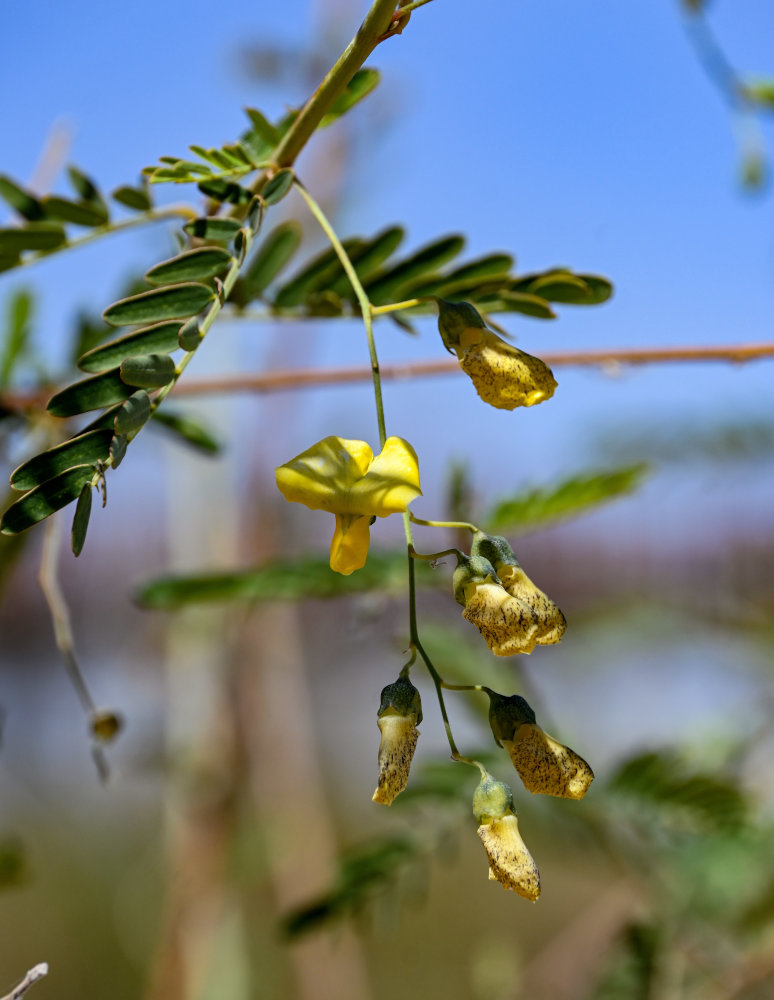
441, 682, 486, 692
266, 0, 399, 173
371, 298, 424, 315
397, 0, 436, 13
294, 178, 387, 447
13, 205, 198, 273
409, 545, 462, 561
410, 513, 477, 533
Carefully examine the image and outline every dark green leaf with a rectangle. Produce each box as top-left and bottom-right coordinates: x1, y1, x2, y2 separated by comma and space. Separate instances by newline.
178, 317, 202, 351
484, 289, 556, 318
40, 196, 108, 227
0, 289, 33, 388
48, 370, 135, 417
159, 157, 213, 176
320, 68, 380, 126
110, 434, 127, 469
189, 146, 235, 171
119, 353, 176, 388
485, 463, 648, 533
114, 390, 151, 434
0, 254, 21, 273
183, 216, 242, 242
273, 238, 363, 309
263, 169, 294, 206
365, 235, 465, 305
576, 273, 613, 304
328, 226, 405, 298
406, 253, 514, 299
148, 167, 193, 183
103, 283, 215, 326
527, 272, 591, 303
71, 484, 92, 556
10, 429, 113, 491
247, 196, 264, 233
0, 175, 45, 221
111, 184, 151, 211
244, 107, 280, 146
78, 320, 183, 372
1, 465, 96, 535
197, 178, 252, 204
145, 247, 233, 286
151, 410, 221, 454
222, 143, 254, 167
67, 165, 101, 203
233, 222, 303, 305
0, 223, 67, 252
136, 550, 440, 609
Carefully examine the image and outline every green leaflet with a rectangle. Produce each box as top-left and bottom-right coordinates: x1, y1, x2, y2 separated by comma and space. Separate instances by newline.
183, 217, 242, 242
103, 283, 215, 326
0, 223, 67, 252
405, 253, 514, 300
78, 320, 183, 372
47, 370, 135, 417
1, 465, 97, 535
67, 165, 102, 203
328, 226, 405, 298
476, 289, 556, 318
151, 410, 221, 454
71, 484, 92, 556
244, 107, 280, 146
111, 184, 151, 211
10, 429, 114, 491
0, 289, 33, 388
262, 169, 294, 206
233, 222, 303, 305
197, 178, 252, 205
119, 353, 176, 388
145, 247, 234, 286
273, 238, 364, 309
484, 463, 649, 534
0, 175, 45, 221
114, 391, 151, 435
365, 235, 465, 305
135, 550, 440, 609
40, 196, 108, 227
320, 68, 380, 127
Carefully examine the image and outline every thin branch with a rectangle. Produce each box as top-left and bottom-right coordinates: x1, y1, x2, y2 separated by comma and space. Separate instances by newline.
0, 964, 49, 1000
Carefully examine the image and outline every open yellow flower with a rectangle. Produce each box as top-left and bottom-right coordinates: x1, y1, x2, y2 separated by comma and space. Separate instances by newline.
275, 436, 421, 575
473, 774, 540, 900
437, 299, 556, 410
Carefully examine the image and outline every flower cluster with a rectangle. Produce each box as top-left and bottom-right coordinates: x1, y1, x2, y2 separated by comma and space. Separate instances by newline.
453, 533, 566, 656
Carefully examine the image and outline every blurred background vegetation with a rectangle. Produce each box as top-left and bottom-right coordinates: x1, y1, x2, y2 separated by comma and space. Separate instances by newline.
2, 1, 774, 999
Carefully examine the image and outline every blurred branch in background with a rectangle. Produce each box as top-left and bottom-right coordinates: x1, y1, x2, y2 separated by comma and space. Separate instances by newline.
0, 965, 49, 1000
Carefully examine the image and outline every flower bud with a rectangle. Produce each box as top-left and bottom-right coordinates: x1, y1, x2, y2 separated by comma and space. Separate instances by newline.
372, 677, 422, 806
473, 773, 540, 901
453, 554, 542, 656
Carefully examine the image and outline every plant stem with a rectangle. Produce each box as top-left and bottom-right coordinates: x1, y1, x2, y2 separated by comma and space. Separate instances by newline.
410, 513, 478, 533
371, 298, 424, 315
294, 179, 388, 447
409, 545, 462, 561
397, 0, 437, 13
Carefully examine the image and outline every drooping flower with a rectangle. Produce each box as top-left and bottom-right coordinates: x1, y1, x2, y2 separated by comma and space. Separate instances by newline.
487, 691, 594, 800
473, 773, 540, 900
453, 554, 544, 656
275, 435, 421, 575
437, 299, 556, 410
471, 532, 566, 646
372, 677, 422, 806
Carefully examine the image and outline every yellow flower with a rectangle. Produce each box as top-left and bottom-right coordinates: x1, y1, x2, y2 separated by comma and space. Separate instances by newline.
487, 691, 594, 800
471, 532, 566, 647
275, 435, 421, 575
437, 299, 556, 410
372, 677, 422, 806
453, 555, 544, 656
504, 724, 594, 800
473, 774, 540, 900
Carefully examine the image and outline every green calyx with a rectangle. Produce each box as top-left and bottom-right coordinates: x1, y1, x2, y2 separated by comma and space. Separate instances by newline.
472, 773, 515, 823
436, 298, 487, 353
452, 553, 500, 606
378, 676, 423, 725
470, 531, 518, 572
486, 691, 537, 747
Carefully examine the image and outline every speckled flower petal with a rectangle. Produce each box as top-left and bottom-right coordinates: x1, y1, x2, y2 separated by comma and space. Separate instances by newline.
496, 564, 566, 645
457, 329, 557, 410
461, 581, 540, 656
372, 714, 419, 805
504, 724, 594, 800
477, 814, 541, 900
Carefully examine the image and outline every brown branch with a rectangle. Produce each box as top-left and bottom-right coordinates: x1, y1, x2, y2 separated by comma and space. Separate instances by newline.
2, 342, 774, 412
0, 964, 49, 1000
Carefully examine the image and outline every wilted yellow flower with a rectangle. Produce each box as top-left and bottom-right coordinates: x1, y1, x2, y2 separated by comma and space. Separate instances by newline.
437, 299, 556, 410
471, 532, 566, 646
473, 773, 540, 900
504, 724, 594, 800
372, 677, 422, 806
275, 435, 421, 575
487, 691, 594, 800
453, 555, 543, 656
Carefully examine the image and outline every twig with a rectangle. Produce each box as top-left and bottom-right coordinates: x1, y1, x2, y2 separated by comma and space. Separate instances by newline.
0, 964, 49, 1000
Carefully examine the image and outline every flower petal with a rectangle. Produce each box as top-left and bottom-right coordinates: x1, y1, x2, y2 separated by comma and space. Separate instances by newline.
477, 814, 540, 900
275, 436, 374, 514
459, 330, 557, 410
372, 714, 419, 805
329, 513, 371, 575
348, 436, 422, 517
496, 564, 566, 645
504, 724, 594, 800
462, 581, 540, 656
